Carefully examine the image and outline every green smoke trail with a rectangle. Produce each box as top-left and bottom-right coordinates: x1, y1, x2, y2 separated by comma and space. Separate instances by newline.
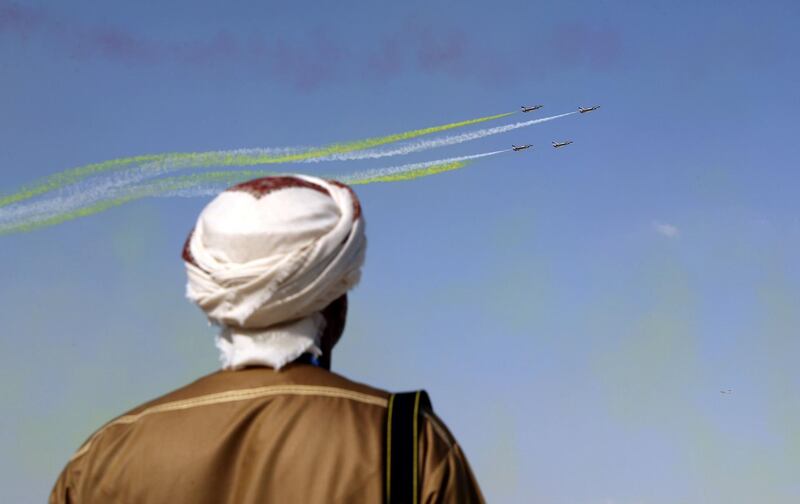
0, 155, 164, 209
347, 160, 470, 185
0, 111, 512, 209
0, 157, 481, 236
0, 170, 273, 236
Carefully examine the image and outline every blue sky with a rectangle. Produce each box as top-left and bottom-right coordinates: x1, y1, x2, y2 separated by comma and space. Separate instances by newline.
1, 0, 799, 502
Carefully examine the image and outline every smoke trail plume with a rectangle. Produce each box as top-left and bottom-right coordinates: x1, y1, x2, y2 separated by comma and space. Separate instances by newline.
0, 150, 510, 236
88, 110, 564, 195
305, 112, 576, 163
341, 150, 508, 184
0, 109, 576, 220
0, 111, 513, 208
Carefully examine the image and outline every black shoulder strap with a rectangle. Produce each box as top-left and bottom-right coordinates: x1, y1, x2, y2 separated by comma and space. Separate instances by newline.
385, 390, 433, 504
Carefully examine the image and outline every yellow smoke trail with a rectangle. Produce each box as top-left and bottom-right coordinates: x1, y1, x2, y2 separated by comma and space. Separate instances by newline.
0, 170, 273, 236
0, 156, 485, 236
347, 160, 470, 185
0, 111, 512, 209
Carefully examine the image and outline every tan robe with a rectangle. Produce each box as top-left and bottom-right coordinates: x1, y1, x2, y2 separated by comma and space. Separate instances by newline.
50, 363, 485, 503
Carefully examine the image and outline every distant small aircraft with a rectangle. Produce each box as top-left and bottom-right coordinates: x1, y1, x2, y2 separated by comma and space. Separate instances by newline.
521, 105, 543, 112
578, 105, 600, 113
512, 144, 533, 151
552, 140, 573, 148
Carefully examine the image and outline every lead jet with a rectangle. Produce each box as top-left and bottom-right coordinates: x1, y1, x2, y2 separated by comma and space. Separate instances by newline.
512, 144, 533, 151
521, 105, 543, 112
552, 140, 573, 148
578, 105, 600, 113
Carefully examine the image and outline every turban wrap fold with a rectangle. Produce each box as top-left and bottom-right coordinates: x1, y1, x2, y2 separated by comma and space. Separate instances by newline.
182, 175, 366, 370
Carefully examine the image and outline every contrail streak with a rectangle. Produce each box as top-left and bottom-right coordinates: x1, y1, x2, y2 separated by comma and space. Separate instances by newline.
0, 110, 574, 226
0, 150, 510, 235
0, 109, 572, 219
304, 111, 577, 163
110, 150, 509, 198
164, 150, 509, 194
85, 110, 566, 192
0, 170, 270, 235
341, 150, 508, 184
0, 111, 513, 208
87, 110, 571, 196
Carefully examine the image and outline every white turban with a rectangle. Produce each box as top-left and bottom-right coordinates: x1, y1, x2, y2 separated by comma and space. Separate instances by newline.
182, 175, 366, 370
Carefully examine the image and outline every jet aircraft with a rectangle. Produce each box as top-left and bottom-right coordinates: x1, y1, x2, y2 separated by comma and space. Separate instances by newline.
578, 105, 600, 113
521, 105, 543, 112
512, 144, 533, 151
552, 140, 573, 148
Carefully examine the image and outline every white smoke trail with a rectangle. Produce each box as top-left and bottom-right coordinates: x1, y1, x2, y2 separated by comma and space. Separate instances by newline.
0, 111, 576, 225
0, 147, 297, 225
339, 150, 509, 183
156, 149, 511, 198
1, 110, 574, 231
1, 149, 512, 232
160, 150, 511, 197
303, 112, 576, 163
0, 172, 139, 226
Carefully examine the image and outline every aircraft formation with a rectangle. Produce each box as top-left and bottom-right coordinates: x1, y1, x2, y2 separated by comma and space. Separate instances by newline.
513, 104, 599, 151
